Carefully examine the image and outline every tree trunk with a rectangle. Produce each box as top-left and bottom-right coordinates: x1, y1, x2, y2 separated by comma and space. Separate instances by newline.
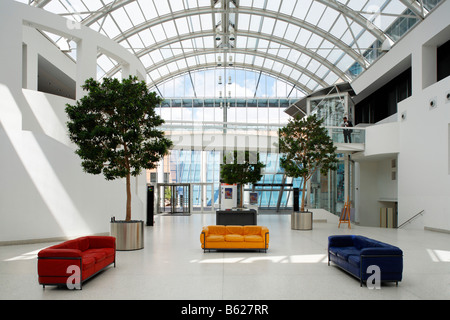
300, 176, 307, 212
125, 172, 132, 221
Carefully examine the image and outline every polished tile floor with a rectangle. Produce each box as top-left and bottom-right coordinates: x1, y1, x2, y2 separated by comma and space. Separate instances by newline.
0, 211, 449, 300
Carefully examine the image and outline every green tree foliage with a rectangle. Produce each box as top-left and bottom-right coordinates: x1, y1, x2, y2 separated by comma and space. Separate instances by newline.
220, 151, 265, 207
278, 114, 338, 212
66, 76, 173, 221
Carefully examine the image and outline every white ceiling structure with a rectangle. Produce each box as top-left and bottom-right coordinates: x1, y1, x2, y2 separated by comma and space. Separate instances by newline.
18, 0, 442, 96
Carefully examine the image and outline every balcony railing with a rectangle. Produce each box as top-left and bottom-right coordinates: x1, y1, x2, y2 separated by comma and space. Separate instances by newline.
160, 121, 365, 151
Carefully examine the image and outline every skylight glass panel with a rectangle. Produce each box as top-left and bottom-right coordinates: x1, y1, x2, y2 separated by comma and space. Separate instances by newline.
266, 0, 282, 12
150, 50, 164, 64
140, 54, 153, 68
280, 0, 296, 16
155, 0, 171, 16
264, 59, 274, 70
188, 15, 202, 33
199, 14, 212, 30
197, 0, 211, 8
167, 61, 179, 73
138, 29, 155, 47
292, 0, 312, 21
330, 15, 348, 38
151, 24, 166, 42
170, 0, 185, 12
238, 14, 250, 30
124, 2, 146, 26
137, 0, 158, 20
273, 20, 288, 38
254, 56, 264, 67
305, 1, 326, 26
284, 24, 300, 42
59, 0, 86, 14
100, 15, 122, 39
162, 21, 177, 38
324, 72, 339, 85
83, 0, 103, 11
317, 8, 340, 32
127, 34, 145, 51
272, 61, 284, 73
239, 0, 253, 8
287, 50, 301, 64
297, 29, 313, 46
43, 1, 70, 14
260, 17, 275, 35
346, 0, 366, 11
336, 54, 355, 72
252, 0, 266, 9
175, 17, 189, 35
249, 15, 262, 33
111, 8, 133, 32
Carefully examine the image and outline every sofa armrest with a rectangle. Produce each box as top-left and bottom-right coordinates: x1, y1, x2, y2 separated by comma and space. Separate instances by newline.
200, 227, 209, 247
360, 247, 403, 256
38, 248, 82, 258
328, 235, 354, 248
261, 227, 269, 241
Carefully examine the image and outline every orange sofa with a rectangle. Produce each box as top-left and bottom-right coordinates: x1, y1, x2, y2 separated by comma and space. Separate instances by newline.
201, 225, 269, 252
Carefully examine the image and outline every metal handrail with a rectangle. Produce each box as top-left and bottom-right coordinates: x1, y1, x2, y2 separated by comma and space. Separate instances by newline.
397, 210, 425, 228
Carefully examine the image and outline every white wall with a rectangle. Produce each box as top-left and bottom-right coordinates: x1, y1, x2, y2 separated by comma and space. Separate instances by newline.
0, 2, 147, 243
351, 0, 450, 232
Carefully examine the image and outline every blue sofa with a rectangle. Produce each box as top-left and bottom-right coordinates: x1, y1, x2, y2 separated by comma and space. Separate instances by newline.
328, 235, 403, 286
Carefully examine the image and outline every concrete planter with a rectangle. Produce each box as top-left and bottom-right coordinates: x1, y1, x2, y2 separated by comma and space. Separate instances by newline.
110, 220, 144, 251
291, 211, 313, 230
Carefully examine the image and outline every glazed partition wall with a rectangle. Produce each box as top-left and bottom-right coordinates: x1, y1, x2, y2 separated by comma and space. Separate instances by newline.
148, 97, 353, 214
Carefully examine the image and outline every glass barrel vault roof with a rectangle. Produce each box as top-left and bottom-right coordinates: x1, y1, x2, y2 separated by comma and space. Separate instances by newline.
17, 0, 442, 96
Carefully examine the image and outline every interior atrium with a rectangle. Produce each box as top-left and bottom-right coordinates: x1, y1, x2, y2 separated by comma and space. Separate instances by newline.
0, 0, 449, 303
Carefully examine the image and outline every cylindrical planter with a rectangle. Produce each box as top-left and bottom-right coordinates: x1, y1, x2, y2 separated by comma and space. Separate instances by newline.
291, 211, 313, 230
110, 220, 144, 251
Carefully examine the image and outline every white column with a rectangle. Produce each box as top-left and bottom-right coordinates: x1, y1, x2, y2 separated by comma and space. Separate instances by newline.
0, 4, 23, 130
76, 38, 97, 100
344, 154, 349, 204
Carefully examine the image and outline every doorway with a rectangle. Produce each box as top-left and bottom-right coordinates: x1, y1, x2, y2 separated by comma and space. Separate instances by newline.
191, 183, 215, 213
157, 183, 190, 214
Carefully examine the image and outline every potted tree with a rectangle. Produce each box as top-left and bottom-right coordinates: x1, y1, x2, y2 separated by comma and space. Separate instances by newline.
65, 76, 172, 250
278, 114, 338, 230
220, 150, 265, 208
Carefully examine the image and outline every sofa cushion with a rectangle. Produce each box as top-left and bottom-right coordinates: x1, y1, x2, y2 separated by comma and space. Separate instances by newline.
82, 249, 107, 263
347, 255, 360, 268
225, 234, 244, 242
226, 226, 244, 235
244, 226, 262, 236
334, 247, 361, 260
208, 225, 226, 235
206, 235, 225, 242
244, 235, 263, 242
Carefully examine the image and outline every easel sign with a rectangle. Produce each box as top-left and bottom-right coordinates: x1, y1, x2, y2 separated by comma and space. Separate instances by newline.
339, 200, 351, 228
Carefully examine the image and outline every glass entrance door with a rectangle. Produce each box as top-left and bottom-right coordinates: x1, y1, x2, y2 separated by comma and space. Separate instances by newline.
191, 183, 214, 213
157, 183, 190, 214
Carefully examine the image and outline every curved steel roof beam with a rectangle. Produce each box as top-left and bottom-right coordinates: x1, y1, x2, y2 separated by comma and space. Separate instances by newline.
142, 47, 329, 88
104, 30, 349, 83
111, 7, 368, 68
145, 62, 313, 96
398, 0, 427, 20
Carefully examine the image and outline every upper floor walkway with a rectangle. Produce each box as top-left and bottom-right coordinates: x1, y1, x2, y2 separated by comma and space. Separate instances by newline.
161, 120, 365, 154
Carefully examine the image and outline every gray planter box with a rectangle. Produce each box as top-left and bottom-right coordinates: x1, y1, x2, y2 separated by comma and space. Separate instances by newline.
110, 220, 144, 251
291, 211, 313, 230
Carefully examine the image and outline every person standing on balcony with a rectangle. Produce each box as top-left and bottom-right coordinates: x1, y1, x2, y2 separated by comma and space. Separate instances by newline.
342, 116, 353, 143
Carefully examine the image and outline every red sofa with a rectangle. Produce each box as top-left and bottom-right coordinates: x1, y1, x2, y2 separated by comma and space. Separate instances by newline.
37, 236, 116, 289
